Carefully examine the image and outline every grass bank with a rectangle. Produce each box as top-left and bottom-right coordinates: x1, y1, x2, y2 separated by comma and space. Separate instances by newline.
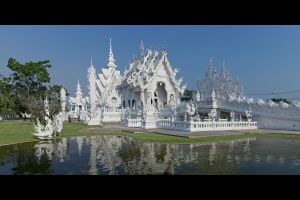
1, 120, 300, 146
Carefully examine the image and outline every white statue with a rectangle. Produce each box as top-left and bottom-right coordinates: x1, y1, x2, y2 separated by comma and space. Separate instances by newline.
185, 103, 196, 117
230, 111, 235, 122
33, 96, 64, 139
245, 108, 252, 122
33, 118, 53, 140
53, 112, 64, 136
208, 110, 217, 122
60, 86, 66, 120
20, 112, 32, 119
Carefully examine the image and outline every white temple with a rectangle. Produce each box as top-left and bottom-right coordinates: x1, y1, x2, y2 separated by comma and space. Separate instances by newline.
68, 39, 300, 131
69, 81, 89, 118
195, 59, 244, 101
95, 38, 122, 109
118, 44, 185, 110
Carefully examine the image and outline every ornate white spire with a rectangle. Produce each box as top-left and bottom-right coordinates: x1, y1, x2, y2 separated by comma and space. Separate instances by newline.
221, 61, 227, 79
209, 57, 213, 68
60, 86, 66, 113
211, 89, 216, 101
222, 60, 226, 68
87, 63, 97, 118
76, 80, 83, 99
196, 90, 201, 102
140, 40, 144, 52
107, 38, 117, 68
207, 57, 217, 79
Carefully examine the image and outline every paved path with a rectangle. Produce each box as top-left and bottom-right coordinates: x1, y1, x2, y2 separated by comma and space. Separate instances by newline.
83, 123, 300, 138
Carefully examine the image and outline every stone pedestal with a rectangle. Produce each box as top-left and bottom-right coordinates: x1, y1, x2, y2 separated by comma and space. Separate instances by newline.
87, 118, 102, 125
142, 109, 157, 129
142, 117, 157, 129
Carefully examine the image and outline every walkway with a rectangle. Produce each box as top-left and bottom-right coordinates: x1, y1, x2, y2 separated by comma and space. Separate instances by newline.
84, 123, 300, 138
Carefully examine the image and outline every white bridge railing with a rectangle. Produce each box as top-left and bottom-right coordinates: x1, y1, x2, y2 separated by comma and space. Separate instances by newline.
157, 120, 257, 132
101, 108, 123, 113
126, 117, 257, 131
127, 119, 142, 128
101, 108, 123, 122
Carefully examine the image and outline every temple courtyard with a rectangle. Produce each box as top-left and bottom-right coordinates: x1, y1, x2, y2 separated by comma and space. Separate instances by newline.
1, 120, 300, 146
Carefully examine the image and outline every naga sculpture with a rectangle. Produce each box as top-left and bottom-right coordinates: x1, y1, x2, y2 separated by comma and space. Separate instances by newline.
33, 97, 64, 140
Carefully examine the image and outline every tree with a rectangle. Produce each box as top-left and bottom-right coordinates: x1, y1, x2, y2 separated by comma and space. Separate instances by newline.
25, 85, 69, 123
3, 58, 71, 121
6, 58, 51, 116
0, 76, 16, 118
181, 89, 194, 102
7, 58, 51, 100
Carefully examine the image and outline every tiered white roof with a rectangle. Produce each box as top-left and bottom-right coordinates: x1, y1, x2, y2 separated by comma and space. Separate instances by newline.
69, 81, 89, 106
196, 58, 244, 100
95, 39, 121, 107
121, 47, 186, 94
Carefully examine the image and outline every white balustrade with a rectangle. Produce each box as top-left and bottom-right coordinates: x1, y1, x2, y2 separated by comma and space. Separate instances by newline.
127, 119, 142, 128
157, 120, 257, 132
102, 108, 123, 113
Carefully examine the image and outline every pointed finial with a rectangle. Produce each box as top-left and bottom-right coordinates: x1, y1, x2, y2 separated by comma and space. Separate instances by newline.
209, 57, 213, 66
140, 40, 144, 51
211, 89, 216, 101
222, 60, 226, 67
107, 38, 116, 68
76, 80, 83, 98
196, 90, 201, 102
90, 56, 93, 67
109, 37, 112, 53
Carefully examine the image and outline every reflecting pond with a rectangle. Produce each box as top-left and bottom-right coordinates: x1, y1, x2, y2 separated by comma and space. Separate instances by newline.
1, 135, 300, 174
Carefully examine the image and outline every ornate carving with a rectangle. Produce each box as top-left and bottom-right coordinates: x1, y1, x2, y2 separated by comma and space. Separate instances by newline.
245, 108, 252, 122
196, 59, 244, 101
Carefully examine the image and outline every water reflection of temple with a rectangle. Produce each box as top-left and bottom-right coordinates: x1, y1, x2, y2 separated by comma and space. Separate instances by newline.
34, 138, 68, 163
5, 132, 300, 175
76, 137, 83, 156
31, 136, 260, 175
86, 136, 258, 174
82, 136, 257, 175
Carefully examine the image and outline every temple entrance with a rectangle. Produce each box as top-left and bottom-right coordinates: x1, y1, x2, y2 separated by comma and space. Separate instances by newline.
154, 82, 167, 108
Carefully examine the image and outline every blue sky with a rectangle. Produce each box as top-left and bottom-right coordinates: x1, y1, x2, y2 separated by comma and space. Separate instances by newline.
1, 25, 300, 100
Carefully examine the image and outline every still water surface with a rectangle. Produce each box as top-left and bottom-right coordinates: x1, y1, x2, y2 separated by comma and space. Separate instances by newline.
1, 135, 300, 174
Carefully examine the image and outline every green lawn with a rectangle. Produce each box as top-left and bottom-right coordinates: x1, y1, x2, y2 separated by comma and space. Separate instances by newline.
1, 120, 300, 146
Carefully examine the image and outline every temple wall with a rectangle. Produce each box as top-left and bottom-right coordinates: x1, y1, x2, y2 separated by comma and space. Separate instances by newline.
218, 100, 300, 131
255, 116, 300, 131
